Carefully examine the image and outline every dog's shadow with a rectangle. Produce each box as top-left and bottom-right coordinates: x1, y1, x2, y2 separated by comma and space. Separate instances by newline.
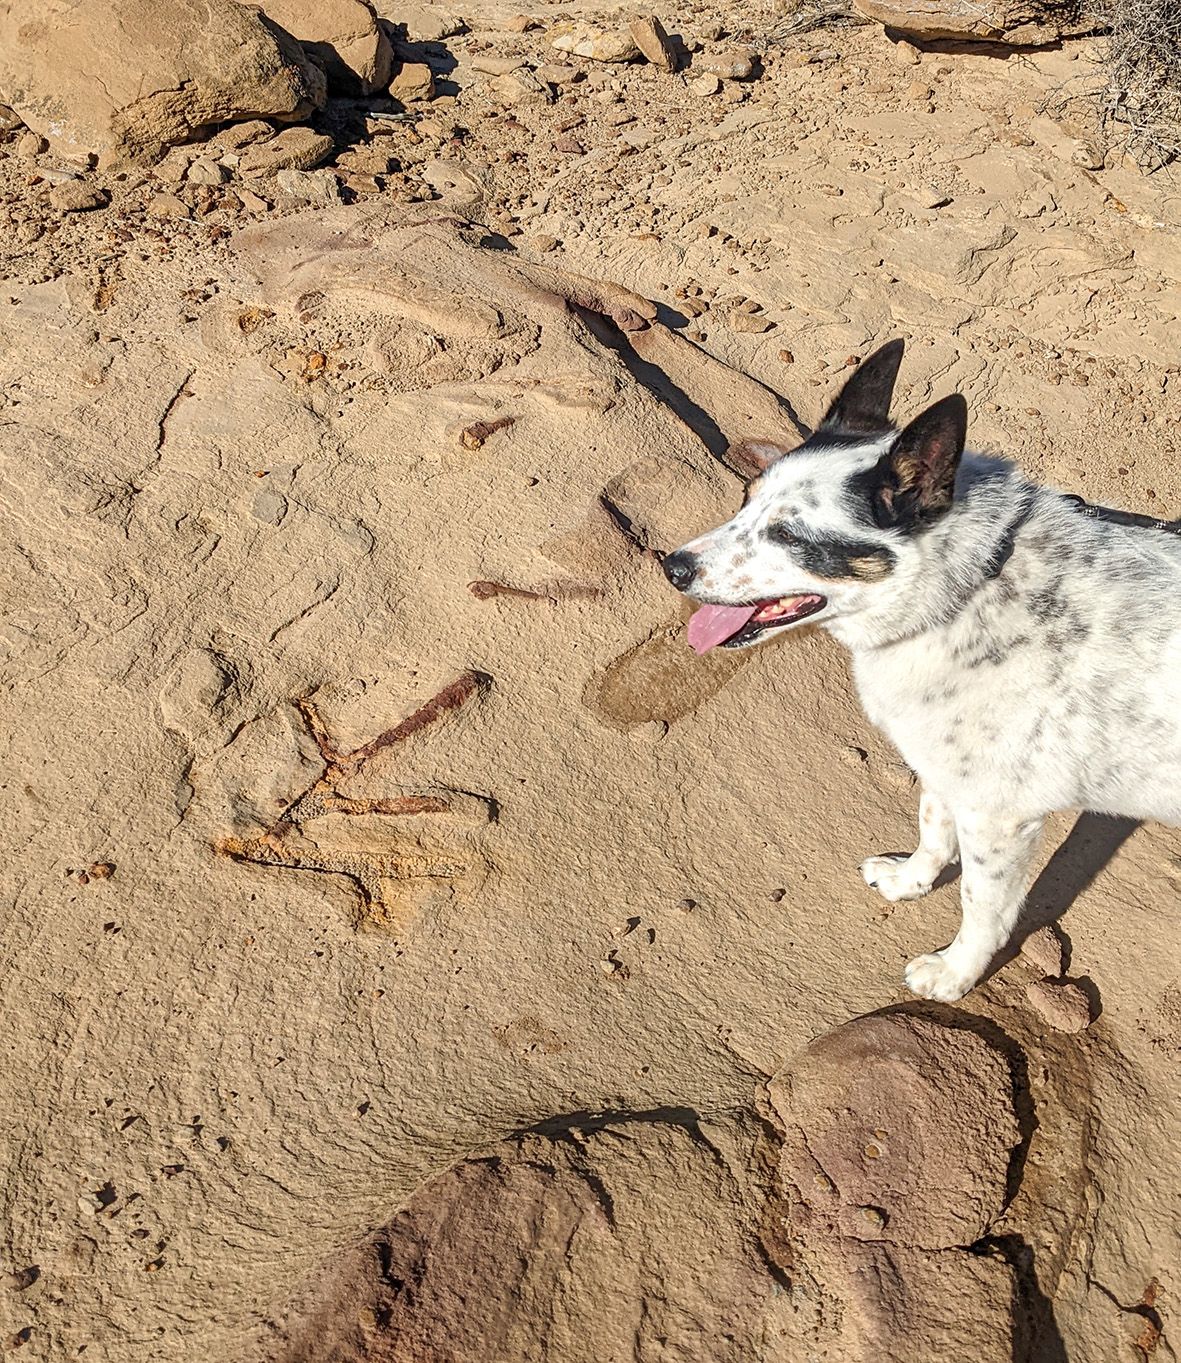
1024, 812, 1140, 933
989, 812, 1141, 999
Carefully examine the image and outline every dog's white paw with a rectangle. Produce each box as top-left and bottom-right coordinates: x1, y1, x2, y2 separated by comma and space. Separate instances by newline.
860, 854, 934, 903
903, 951, 975, 1002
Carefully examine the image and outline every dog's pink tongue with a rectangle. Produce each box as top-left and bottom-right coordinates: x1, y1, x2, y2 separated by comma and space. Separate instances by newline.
686, 603, 758, 654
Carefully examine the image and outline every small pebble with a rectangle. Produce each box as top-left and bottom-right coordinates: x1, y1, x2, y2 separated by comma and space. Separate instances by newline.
1019, 925, 1064, 978
147, 192, 190, 219
185, 159, 228, 186
35, 166, 80, 185
238, 126, 333, 174
550, 24, 641, 63
1025, 978, 1092, 1033
629, 15, 678, 72
275, 168, 341, 205
695, 49, 756, 80
48, 182, 107, 213
492, 69, 552, 108
690, 73, 721, 97
535, 63, 579, 86
729, 311, 775, 333
631, 720, 668, 744
213, 120, 273, 151
1070, 140, 1105, 171
472, 55, 524, 76
14, 130, 47, 159
915, 183, 950, 209
390, 62, 435, 102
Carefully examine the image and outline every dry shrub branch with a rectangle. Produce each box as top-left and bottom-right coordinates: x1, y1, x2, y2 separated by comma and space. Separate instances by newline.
1095, 0, 1181, 169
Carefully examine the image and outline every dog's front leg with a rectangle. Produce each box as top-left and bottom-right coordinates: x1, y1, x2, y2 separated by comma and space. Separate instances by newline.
861, 788, 959, 902
904, 810, 1044, 1001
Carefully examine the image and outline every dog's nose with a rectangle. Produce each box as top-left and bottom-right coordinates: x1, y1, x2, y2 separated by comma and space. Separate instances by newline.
662, 549, 699, 591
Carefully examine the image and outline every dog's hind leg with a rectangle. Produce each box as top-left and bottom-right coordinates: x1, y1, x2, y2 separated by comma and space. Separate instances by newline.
904, 810, 1044, 1002
860, 788, 959, 902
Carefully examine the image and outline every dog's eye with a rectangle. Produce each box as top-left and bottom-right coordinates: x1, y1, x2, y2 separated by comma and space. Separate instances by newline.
766, 523, 799, 548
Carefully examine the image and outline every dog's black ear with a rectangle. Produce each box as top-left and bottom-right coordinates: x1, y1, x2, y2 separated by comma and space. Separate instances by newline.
864, 394, 968, 530
820, 339, 905, 433
725, 438, 794, 479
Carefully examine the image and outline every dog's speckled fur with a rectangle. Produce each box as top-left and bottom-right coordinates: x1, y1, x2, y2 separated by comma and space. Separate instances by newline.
665, 342, 1181, 1001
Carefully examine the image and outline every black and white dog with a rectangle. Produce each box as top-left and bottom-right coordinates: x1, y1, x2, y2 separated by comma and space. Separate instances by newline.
663, 340, 1181, 1001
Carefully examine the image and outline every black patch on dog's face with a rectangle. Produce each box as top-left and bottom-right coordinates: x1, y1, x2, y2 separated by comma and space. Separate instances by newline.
765, 521, 896, 582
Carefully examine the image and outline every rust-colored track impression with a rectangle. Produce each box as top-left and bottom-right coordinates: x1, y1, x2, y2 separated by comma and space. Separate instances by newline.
216, 671, 494, 932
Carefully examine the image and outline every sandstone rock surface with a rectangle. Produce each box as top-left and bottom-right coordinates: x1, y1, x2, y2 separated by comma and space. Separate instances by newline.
771, 1012, 1018, 1250
389, 60, 436, 102
272, 1116, 784, 1363
0, 0, 325, 165
549, 22, 641, 62
852, 0, 1089, 43
629, 15, 678, 71
387, 2, 464, 41
769, 1013, 1023, 1363
1026, 978, 1093, 1032
237, 126, 335, 174
2, 18, 1180, 1359
249, 0, 393, 92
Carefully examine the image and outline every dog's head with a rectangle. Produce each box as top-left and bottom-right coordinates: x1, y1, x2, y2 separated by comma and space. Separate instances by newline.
663, 340, 969, 652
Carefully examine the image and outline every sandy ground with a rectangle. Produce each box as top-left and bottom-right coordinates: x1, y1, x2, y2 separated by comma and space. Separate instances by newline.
1, 4, 1180, 1361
